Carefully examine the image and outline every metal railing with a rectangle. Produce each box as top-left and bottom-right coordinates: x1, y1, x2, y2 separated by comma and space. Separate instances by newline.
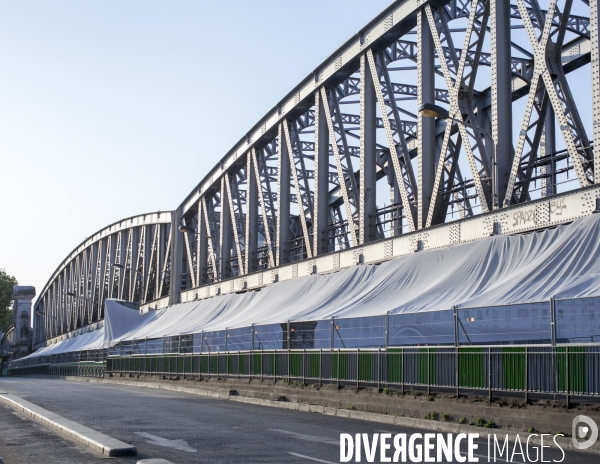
104, 346, 600, 404
50, 361, 105, 377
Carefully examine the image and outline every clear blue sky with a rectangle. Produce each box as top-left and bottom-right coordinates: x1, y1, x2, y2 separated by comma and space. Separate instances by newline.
0, 0, 393, 296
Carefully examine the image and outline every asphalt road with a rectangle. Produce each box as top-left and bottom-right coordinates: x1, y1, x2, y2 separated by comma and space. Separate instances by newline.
0, 377, 595, 464
0, 401, 135, 464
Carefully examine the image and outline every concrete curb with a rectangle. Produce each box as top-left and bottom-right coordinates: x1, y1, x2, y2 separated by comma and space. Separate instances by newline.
0, 392, 137, 457
62, 376, 600, 456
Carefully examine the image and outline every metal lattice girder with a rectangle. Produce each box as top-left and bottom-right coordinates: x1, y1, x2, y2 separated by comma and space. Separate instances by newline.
201, 196, 219, 282
245, 153, 258, 274
592, 0, 600, 178
418, 8, 436, 229
367, 48, 417, 232
491, 0, 513, 209
219, 178, 232, 279
256, 142, 278, 244
426, 1, 493, 220
224, 173, 244, 276
182, 215, 197, 289
321, 86, 358, 247
359, 53, 377, 244
505, 0, 593, 206
276, 122, 291, 264
252, 148, 275, 267
313, 90, 330, 255
282, 120, 313, 257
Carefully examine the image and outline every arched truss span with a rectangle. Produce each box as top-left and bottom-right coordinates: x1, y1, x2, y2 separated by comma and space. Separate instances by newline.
33, 212, 173, 344
34, 0, 600, 346
176, 0, 600, 288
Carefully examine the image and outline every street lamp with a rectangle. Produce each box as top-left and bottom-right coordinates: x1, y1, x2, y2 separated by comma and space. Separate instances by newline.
418, 103, 498, 209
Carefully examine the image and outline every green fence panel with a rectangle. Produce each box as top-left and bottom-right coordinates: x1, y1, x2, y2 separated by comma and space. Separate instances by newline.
459, 348, 484, 388
417, 349, 436, 385
227, 354, 234, 374
502, 348, 526, 391
198, 355, 206, 374
332, 352, 348, 380
209, 355, 218, 374
358, 352, 373, 381
252, 353, 262, 375
308, 352, 320, 379
387, 349, 403, 384
557, 347, 586, 394
239, 353, 247, 375
289, 353, 302, 378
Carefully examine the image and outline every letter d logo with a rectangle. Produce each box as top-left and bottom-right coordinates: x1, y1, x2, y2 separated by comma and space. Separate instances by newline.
572, 415, 598, 450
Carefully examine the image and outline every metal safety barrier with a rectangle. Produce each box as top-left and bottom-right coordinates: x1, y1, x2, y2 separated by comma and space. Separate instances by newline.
49, 362, 106, 378
105, 346, 600, 405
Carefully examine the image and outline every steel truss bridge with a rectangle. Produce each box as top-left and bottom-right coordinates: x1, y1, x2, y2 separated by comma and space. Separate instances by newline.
33, 0, 600, 349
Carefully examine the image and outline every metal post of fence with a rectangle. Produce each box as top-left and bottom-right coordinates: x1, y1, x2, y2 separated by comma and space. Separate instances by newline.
303, 349, 306, 386
551, 296, 558, 400
356, 349, 360, 391
237, 351, 240, 380
178, 334, 181, 354
287, 349, 290, 384
331, 317, 335, 349
225, 328, 228, 352
319, 349, 322, 387
337, 349, 340, 389
455, 346, 459, 399
488, 347, 492, 405
261, 349, 263, 382
427, 348, 430, 396
525, 346, 528, 403
399, 348, 404, 395
287, 321, 291, 350
566, 346, 570, 408
378, 349, 381, 392
453, 306, 459, 346
252, 324, 255, 351
385, 313, 389, 348
550, 297, 557, 346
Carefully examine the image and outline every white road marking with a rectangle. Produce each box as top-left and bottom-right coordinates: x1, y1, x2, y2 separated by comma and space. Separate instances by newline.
134, 431, 197, 452
288, 452, 336, 463
269, 429, 338, 445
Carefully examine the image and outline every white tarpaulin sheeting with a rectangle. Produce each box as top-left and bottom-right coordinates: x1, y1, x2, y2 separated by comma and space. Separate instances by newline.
27, 327, 105, 358
103, 299, 158, 347
26, 299, 159, 357
109, 214, 600, 343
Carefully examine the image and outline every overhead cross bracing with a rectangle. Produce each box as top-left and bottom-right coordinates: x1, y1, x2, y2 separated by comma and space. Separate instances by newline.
33, 0, 600, 347
177, 0, 599, 284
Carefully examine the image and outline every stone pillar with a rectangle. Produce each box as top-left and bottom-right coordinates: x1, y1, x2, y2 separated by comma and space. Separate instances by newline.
12, 286, 36, 359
